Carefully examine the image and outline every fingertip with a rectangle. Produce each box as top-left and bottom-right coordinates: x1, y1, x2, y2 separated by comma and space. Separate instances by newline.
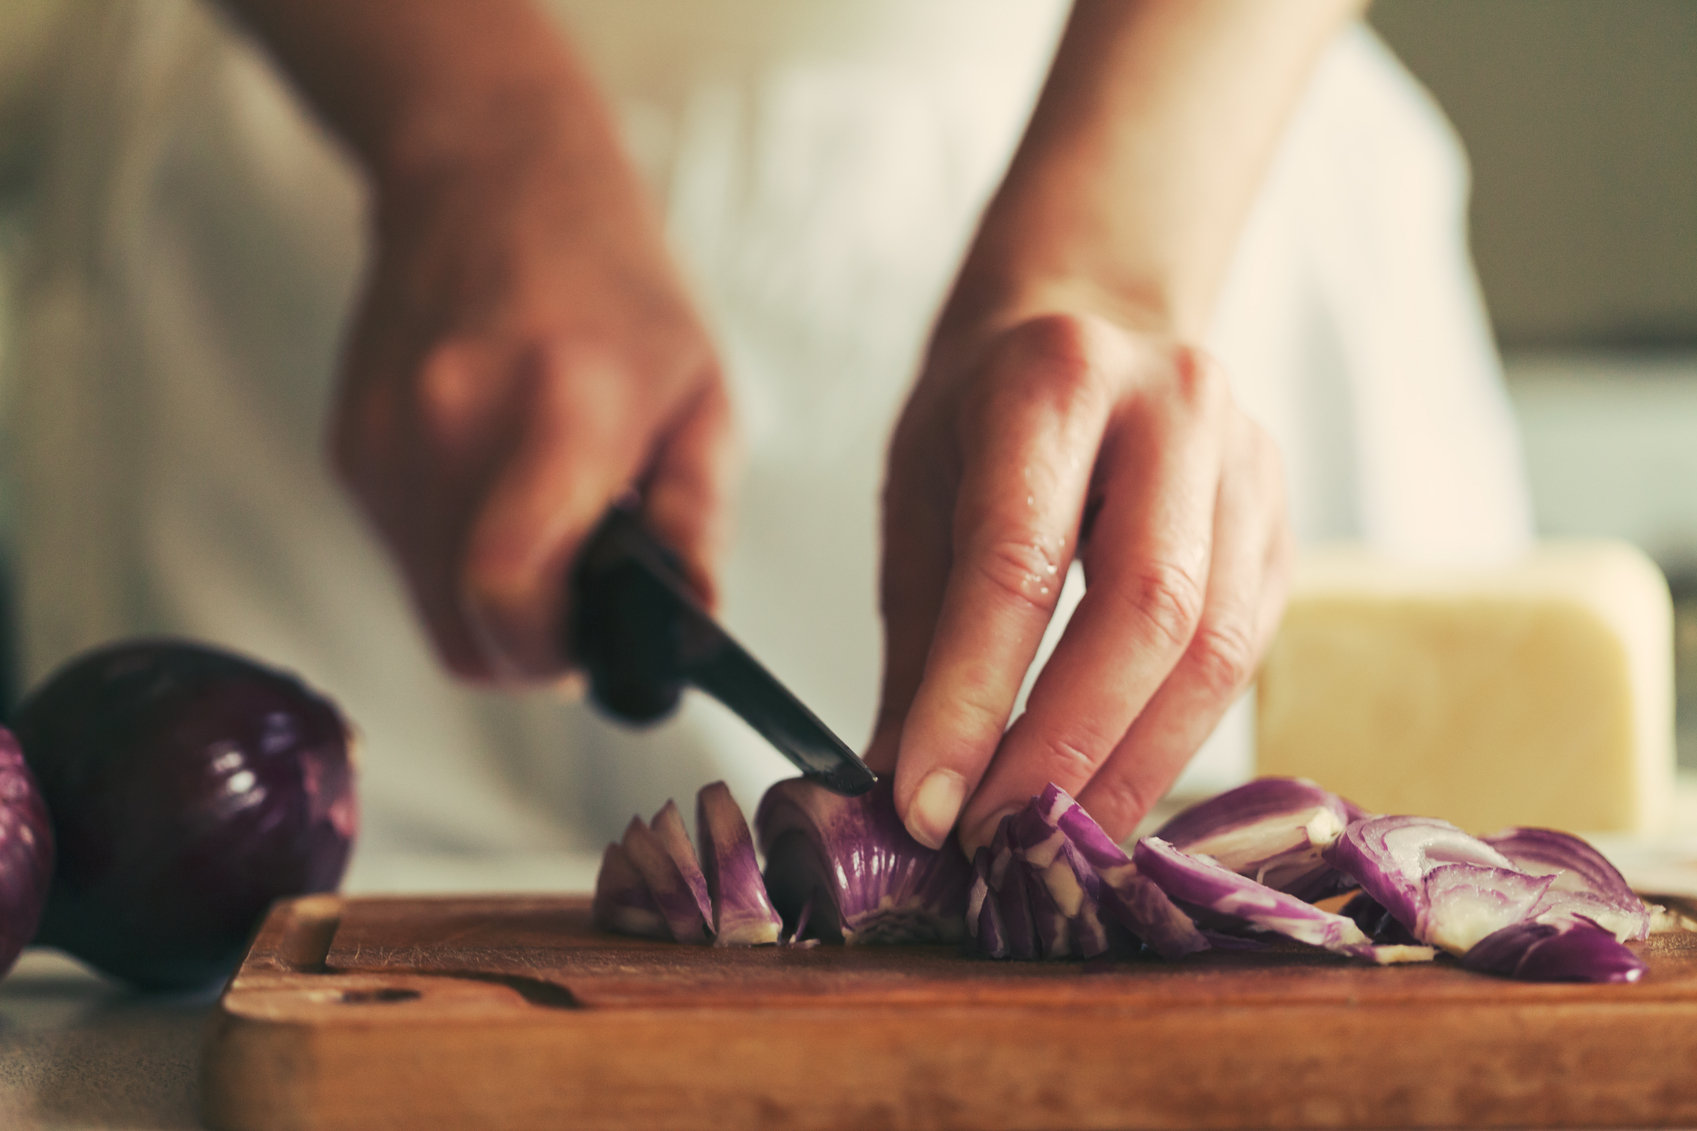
903, 768, 966, 851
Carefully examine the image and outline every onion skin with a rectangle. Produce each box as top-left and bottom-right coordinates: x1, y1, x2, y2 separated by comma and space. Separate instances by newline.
14, 640, 356, 991
0, 728, 54, 977
756, 779, 969, 945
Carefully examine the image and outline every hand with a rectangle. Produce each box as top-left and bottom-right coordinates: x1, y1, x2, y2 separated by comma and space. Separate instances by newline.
867, 310, 1291, 851
331, 110, 734, 682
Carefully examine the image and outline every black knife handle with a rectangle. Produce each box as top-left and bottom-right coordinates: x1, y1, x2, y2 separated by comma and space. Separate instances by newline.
567, 504, 692, 725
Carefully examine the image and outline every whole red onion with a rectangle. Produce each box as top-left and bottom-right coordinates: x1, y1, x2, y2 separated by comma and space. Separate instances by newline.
0, 726, 53, 977
13, 639, 357, 990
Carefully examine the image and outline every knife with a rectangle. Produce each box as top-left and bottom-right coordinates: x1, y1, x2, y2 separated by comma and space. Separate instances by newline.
567, 502, 877, 796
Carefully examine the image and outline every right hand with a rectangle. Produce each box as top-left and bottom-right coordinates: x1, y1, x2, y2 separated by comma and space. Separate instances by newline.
331, 101, 734, 683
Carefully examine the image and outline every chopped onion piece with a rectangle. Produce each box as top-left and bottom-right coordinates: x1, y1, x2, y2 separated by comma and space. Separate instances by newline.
1325, 815, 1523, 951
756, 779, 969, 945
621, 816, 710, 944
1463, 912, 1647, 983
1134, 836, 1383, 956
591, 842, 669, 940
697, 782, 783, 946
651, 799, 714, 928
1154, 777, 1361, 900
1484, 827, 1650, 941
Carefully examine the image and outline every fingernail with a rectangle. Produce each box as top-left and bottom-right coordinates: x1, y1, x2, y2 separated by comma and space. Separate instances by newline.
907, 770, 967, 850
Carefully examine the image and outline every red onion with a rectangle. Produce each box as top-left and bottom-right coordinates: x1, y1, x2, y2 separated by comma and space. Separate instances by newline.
0, 728, 54, 977
652, 800, 714, 928
1154, 777, 1361, 901
1462, 912, 1647, 983
14, 640, 356, 991
697, 782, 783, 946
757, 779, 969, 944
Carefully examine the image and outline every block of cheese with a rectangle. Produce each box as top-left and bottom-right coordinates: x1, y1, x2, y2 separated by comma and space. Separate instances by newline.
1255, 541, 1674, 835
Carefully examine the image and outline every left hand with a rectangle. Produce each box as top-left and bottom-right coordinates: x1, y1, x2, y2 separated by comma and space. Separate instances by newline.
865, 308, 1292, 852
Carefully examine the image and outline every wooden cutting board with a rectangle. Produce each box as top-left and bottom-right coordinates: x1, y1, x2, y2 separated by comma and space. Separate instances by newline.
200, 894, 1697, 1131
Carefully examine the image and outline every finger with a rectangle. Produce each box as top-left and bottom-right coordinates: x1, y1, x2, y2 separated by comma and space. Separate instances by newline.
638, 376, 738, 611
956, 349, 1226, 852
863, 433, 953, 776
1076, 420, 1290, 841
891, 320, 1113, 848
460, 345, 651, 677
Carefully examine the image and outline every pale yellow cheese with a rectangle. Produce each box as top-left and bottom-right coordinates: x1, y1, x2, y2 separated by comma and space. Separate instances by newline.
1255, 541, 1674, 835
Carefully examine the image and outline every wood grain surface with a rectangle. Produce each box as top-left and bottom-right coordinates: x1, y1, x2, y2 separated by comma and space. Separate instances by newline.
200, 894, 1697, 1131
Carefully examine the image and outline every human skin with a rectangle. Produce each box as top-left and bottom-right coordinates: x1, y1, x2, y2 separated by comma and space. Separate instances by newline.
223, 0, 1361, 849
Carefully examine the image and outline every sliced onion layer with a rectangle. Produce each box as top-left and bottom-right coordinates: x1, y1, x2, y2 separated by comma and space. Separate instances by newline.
590, 842, 669, 940
1154, 777, 1361, 901
698, 782, 784, 945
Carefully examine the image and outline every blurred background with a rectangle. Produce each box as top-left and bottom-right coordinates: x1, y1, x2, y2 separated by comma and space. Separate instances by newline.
0, 0, 1693, 759
1367, 0, 1697, 768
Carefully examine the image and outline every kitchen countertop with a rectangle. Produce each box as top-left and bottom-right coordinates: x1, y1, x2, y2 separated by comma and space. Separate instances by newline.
0, 852, 605, 1131
5, 791, 1697, 1131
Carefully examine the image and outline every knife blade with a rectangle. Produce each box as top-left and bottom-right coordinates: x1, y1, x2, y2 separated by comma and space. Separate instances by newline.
567, 503, 877, 796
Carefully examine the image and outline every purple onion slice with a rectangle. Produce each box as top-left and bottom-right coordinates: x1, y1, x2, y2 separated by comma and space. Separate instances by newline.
621, 816, 710, 944
1134, 836, 1432, 963
0, 728, 53, 977
696, 782, 783, 946
1325, 815, 1522, 944
997, 852, 1040, 961
1155, 777, 1361, 901
1484, 827, 1650, 942
591, 842, 669, 940
651, 798, 714, 929
1462, 912, 1647, 983
756, 778, 970, 945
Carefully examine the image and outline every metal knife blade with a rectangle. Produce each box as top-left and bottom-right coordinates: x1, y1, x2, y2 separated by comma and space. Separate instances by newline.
568, 503, 877, 796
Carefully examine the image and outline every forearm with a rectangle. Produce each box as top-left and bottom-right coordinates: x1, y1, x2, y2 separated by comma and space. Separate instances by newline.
951, 0, 1366, 340
219, 0, 617, 190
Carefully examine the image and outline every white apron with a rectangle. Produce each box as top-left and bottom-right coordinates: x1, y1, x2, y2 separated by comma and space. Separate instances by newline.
2, 1, 1531, 863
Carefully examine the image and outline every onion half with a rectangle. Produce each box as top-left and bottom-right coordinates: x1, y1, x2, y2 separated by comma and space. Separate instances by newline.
757, 779, 970, 945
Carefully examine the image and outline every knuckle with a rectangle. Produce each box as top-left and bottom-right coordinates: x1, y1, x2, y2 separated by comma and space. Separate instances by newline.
970, 531, 1066, 616
1034, 722, 1115, 784
1186, 616, 1260, 699
1165, 344, 1228, 413
1086, 773, 1159, 840
1115, 559, 1206, 652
